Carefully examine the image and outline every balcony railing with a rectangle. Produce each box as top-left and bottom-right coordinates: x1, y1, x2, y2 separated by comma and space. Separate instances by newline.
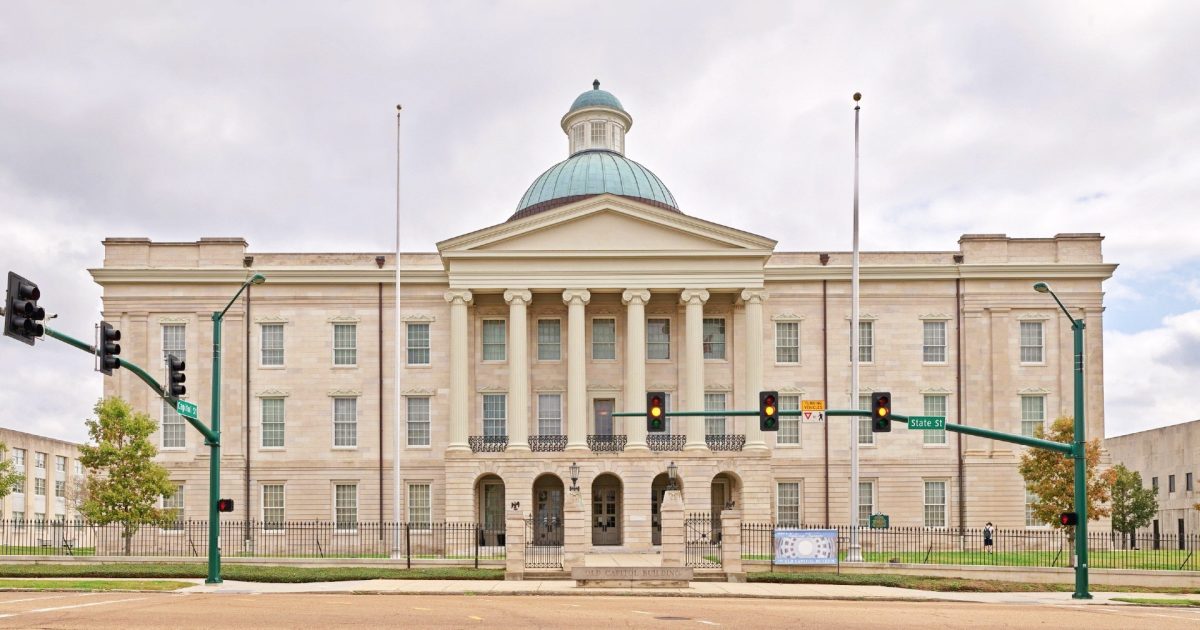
529, 435, 567, 452
587, 434, 627, 453
705, 434, 745, 451
468, 435, 508, 453
647, 434, 686, 451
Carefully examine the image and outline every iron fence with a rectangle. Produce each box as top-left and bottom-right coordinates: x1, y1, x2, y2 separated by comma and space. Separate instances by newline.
0, 519, 505, 564
524, 517, 563, 569
741, 523, 1200, 571
686, 512, 722, 568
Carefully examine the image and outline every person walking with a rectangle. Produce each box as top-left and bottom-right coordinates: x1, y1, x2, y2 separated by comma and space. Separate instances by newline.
983, 522, 995, 555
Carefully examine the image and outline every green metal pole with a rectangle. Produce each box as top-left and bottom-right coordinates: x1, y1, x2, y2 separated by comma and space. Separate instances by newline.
1072, 319, 1090, 599
206, 310, 222, 584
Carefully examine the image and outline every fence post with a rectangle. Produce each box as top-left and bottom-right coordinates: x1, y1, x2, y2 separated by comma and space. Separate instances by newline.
660, 489, 685, 567
505, 508, 525, 580
475, 524, 480, 569
405, 524, 411, 569
720, 510, 744, 581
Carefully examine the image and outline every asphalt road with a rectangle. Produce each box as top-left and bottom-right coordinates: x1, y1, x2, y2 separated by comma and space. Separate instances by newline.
1, 592, 1198, 629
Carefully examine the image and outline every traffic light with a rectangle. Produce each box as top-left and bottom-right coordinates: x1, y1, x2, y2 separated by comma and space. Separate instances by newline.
871, 391, 892, 433
759, 390, 780, 432
3, 271, 45, 346
166, 354, 186, 398
1059, 512, 1078, 526
646, 391, 666, 433
216, 498, 235, 513
97, 321, 122, 375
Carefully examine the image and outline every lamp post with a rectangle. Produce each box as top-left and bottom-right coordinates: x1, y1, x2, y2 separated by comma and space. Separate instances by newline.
206, 273, 265, 584
666, 461, 678, 491
1033, 281, 1090, 600
569, 462, 580, 492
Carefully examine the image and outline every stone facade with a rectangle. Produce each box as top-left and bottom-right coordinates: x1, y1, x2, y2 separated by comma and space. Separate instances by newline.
0, 427, 85, 521
1106, 420, 1199, 536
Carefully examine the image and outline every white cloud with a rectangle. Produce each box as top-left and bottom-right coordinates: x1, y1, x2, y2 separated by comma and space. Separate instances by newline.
1105, 309, 1200, 437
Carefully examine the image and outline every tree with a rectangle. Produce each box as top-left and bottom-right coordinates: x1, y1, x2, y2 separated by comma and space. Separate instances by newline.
1108, 464, 1157, 547
78, 397, 177, 555
0, 442, 25, 504
1018, 416, 1115, 564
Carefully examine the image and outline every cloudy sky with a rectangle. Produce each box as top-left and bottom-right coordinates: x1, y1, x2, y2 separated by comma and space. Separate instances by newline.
1, 1, 1197, 443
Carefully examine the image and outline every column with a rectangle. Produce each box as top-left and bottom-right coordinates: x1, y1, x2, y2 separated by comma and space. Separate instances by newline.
445, 290, 473, 453
680, 289, 710, 452
505, 506, 526, 580
622, 289, 651, 452
504, 289, 532, 452
563, 289, 591, 452
742, 289, 769, 452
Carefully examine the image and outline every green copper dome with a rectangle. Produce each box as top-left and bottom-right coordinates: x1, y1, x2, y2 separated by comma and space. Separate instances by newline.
511, 150, 679, 221
569, 79, 626, 114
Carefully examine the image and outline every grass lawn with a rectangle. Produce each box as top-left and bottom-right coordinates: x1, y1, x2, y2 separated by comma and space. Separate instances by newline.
1111, 597, 1200, 607
749, 572, 1200, 594
0, 545, 97, 556
0, 579, 192, 591
0, 563, 504, 583
845, 550, 1195, 571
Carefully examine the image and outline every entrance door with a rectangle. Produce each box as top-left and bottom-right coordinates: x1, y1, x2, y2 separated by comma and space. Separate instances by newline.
594, 399, 614, 435
482, 482, 505, 546
651, 485, 665, 546
710, 480, 728, 543
592, 475, 622, 546
533, 477, 564, 546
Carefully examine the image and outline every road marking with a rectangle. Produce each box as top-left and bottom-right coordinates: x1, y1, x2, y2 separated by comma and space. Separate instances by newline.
467, 615, 483, 620
697, 621, 720, 626
412, 606, 431, 611
0, 596, 150, 619
0, 593, 103, 605
631, 610, 653, 615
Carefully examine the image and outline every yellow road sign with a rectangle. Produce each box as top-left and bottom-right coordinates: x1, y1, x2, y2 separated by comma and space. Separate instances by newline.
801, 400, 825, 412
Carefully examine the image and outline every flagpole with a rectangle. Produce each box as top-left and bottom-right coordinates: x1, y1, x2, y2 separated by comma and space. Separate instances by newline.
393, 104, 403, 555
848, 92, 864, 562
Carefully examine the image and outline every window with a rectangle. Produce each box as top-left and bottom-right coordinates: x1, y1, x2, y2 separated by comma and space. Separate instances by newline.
13, 448, 24, 468
55, 456, 66, 473
571, 124, 584, 150
777, 482, 801, 527
924, 481, 947, 528
592, 318, 616, 360
406, 322, 430, 365
408, 483, 431, 526
702, 318, 726, 359
704, 392, 727, 435
538, 394, 562, 435
35, 512, 44, 522
1020, 395, 1046, 437
162, 399, 186, 448
923, 395, 947, 445
74, 460, 82, 476
1025, 487, 1042, 527
857, 481, 875, 527
333, 324, 357, 366
35, 478, 46, 496
647, 318, 671, 360
406, 397, 430, 447
261, 323, 284, 366
54, 480, 65, 498
12, 511, 23, 523
857, 394, 874, 445
612, 124, 623, 153
1169, 474, 1176, 493
261, 398, 285, 448
1188, 472, 1194, 492
1020, 321, 1044, 363
333, 397, 357, 447
776, 321, 800, 363
857, 321, 874, 362
1152, 477, 1159, 493
590, 121, 606, 146
482, 320, 506, 361
162, 323, 186, 366
334, 484, 357, 530
35, 452, 45, 469
483, 394, 506, 438
163, 484, 184, 530
537, 320, 561, 360
923, 321, 947, 363
263, 484, 285, 530
778, 395, 801, 445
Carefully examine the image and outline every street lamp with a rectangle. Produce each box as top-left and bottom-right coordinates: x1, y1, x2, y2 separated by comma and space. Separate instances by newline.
205, 273, 265, 584
568, 462, 580, 492
666, 461, 678, 491
1034, 281, 1091, 600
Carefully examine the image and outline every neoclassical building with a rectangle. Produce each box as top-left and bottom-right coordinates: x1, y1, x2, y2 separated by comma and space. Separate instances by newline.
92, 81, 1116, 550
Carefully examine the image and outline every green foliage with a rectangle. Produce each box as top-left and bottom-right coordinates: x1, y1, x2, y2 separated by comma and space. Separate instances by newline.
0, 442, 25, 502
1109, 464, 1158, 536
78, 397, 177, 554
1017, 416, 1114, 534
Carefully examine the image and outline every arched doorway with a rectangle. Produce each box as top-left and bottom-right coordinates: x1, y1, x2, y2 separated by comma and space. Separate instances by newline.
591, 473, 623, 546
651, 472, 683, 546
711, 472, 743, 542
531, 474, 564, 546
475, 474, 505, 546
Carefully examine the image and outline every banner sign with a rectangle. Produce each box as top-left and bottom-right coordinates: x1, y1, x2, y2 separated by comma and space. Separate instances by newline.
773, 528, 838, 565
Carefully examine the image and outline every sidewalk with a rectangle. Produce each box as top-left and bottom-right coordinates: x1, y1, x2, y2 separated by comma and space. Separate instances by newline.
174, 578, 1199, 606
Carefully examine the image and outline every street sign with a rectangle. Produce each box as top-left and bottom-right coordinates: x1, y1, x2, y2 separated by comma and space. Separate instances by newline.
801, 400, 825, 412
869, 514, 890, 529
176, 399, 198, 421
907, 416, 945, 430
801, 411, 825, 423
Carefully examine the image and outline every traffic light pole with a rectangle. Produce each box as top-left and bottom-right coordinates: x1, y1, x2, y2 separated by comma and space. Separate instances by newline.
207, 310, 223, 584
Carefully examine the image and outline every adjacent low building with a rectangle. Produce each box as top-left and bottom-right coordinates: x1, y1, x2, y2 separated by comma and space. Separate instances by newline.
1106, 419, 1199, 538
0, 427, 85, 522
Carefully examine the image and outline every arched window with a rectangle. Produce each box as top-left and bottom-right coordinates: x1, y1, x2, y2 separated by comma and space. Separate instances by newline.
590, 121, 607, 148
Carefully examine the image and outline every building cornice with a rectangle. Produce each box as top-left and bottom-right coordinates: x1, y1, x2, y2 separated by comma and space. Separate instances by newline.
765, 263, 1118, 282
89, 267, 447, 285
